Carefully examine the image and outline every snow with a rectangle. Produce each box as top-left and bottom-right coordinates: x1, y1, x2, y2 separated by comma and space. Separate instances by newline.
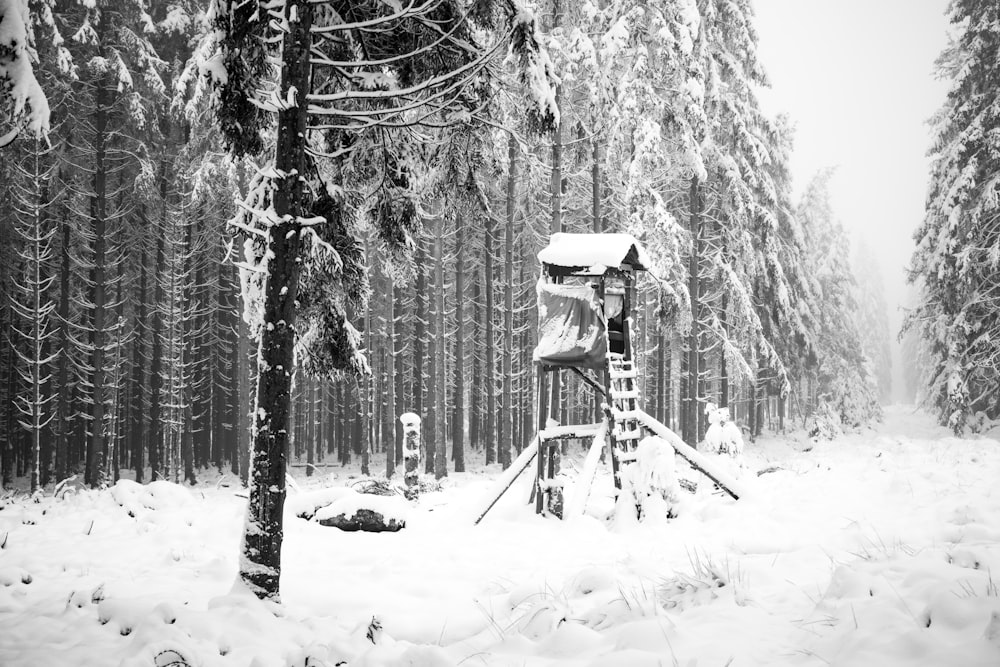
312, 492, 410, 526
537, 232, 652, 273
399, 412, 421, 433
1, 407, 999, 666
705, 403, 746, 458
0, 0, 51, 145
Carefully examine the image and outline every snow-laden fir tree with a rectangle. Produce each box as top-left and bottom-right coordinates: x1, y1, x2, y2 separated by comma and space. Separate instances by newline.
682, 0, 799, 441
8, 137, 59, 493
58, 0, 165, 486
852, 241, 892, 403
0, 0, 50, 145
205, 0, 558, 601
907, 0, 999, 431
798, 171, 881, 433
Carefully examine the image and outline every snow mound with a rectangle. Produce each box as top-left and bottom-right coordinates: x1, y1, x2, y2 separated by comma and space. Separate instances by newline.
285, 486, 357, 520
615, 436, 680, 526
291, 485, 411, 531
110, 480, 194, 517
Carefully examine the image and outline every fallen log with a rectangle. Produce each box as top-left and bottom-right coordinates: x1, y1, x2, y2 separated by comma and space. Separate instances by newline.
317, 508, 405, 532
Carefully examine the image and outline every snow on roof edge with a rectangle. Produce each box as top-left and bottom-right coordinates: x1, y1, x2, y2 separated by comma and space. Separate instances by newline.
537, 232, 650, 271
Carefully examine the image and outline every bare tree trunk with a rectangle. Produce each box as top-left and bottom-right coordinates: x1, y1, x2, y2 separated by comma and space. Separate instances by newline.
55, 213, 71, 482
393, 284, 405, 464
720, 295, 729, 409
547, 0, 564, 505
452, 215, 465, 473
413, 242, 431, 473
241, 0, 313, 601
470, 270, 482, 454
361, 300, 372, 477
87, 78, 110, 487
502, 135, 517, 468
485, 202, 497, 465
385, 275, 396, 478
591, 114, 602, 233
433, 214, 448, 479
685, 175, 702, 447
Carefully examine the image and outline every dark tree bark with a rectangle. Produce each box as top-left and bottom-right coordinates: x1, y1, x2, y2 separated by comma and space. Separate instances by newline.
501, 135, 517, 469
433, 214, 447, 480
685, 175, 703, 447
452, 215, 465, 472
484, 210, 497, 465
413, 243, 431, 472
469, 268, 482, 453
85, 73, 111, 488
241, 0, 313, 601
55, 209, 72, 482
385, 275, 397, 478
235, 303, 251, 486
393, 284, 405, 464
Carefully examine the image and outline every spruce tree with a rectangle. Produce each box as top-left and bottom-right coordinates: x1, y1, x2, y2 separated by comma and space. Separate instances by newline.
907, 0, 999, 430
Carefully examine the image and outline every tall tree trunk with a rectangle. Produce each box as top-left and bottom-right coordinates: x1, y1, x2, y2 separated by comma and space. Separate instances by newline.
55, 212, 71, 482
149, 155, 168, 482
413, 243, 431, 472
719, 295, 729, 409
182, 214, 197, 485
452, 215, 465, 473
385, 276, 397, 478
433, 215, 447, 479
591, 116, 602, 233
547, 0, 564, 508
236, 308, 251, 486
393, 285, 405, 464
685, 175, 702, 447
470, 270, 482, 454
484, 208, 497, 465
306, 379, 315, 476
502, 135, 517, 468
241, 0, 313, 601
131, 238, 147, 482
87, 77, 109, 488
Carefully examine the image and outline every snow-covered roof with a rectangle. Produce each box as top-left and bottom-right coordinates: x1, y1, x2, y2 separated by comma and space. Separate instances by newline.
537, 233, 650, 273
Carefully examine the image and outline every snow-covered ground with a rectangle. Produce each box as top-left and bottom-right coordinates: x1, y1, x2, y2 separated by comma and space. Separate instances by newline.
1, 406, 998, 666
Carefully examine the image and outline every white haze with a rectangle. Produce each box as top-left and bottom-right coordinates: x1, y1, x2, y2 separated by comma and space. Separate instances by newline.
754, 0, 951, 402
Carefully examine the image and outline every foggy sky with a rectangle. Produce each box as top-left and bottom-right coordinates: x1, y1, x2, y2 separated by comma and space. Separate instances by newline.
753, 0, 952, 402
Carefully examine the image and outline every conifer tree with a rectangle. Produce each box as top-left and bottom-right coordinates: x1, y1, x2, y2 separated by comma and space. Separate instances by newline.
798, 171, 880, 431
907, 0, 999, 430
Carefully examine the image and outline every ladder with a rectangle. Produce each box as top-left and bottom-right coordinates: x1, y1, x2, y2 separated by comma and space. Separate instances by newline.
604, 354, 644, 488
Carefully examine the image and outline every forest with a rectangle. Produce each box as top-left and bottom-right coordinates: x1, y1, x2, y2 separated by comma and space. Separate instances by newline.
0, 0, 996, 599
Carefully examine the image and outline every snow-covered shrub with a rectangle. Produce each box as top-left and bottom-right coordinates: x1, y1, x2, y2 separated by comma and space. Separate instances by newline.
807, 401, 842, 441
704, 403, 745, 458
616, 436, 680, 524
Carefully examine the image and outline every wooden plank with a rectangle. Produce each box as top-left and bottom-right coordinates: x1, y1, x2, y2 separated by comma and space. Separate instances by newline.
635, 409, 746, 500
538, 422, 602, 440
565, 420, 609, 517
473, 436, 540, 525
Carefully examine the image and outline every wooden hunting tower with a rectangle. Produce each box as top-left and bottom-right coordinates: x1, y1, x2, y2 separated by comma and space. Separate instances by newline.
471, 232, 743, 526
532, 233, 650, 516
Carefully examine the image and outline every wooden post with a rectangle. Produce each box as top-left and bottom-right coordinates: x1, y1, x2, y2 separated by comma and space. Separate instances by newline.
534, 367, 549, 515
400, 412, 421, 495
